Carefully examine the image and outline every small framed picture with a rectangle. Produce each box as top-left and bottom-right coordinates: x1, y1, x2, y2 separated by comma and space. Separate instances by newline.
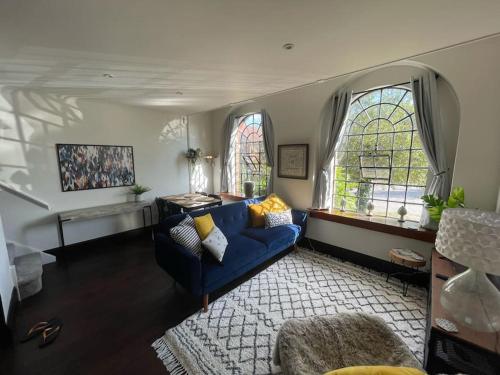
278, 144, 309, 180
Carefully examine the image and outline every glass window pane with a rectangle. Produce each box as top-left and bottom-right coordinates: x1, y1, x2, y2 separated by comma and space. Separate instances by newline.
365, 121, 378, 134
373, 184, 389, 200
408, 169, 428, 186
410, 149, 428, 168
349, 122, 364, 135
390, 168, 408, 185
357, 182, 372, 212
371, 199, 388, 217
366, 106, 378, 120
395, 116, 413, 131
392, 150, 410, 167
412, 131, 424, 149
346, 166, 361, 181
347, 152, 360, 167
379, 104, 395, 120
353, 110, 369, 125
406, 186, 425, 204
360, 90, 381, 108
382, 88, 405, 103
405, 203, 423, 222
377, 133, 393, 150
362, 134, 377, 151
399, 92, 414, 114
347, 135, 362, 151
389, 185, 407, 202
393, 132, 412, 149
335, 151, 347, 166
387, 201, 403, 219
378, 118, 393, 133
348, 102, 364, 121
345, 196, 357, 211
390, 107, 407, 123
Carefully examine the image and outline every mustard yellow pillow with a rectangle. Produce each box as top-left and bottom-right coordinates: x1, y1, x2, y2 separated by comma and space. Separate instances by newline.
248, 194, 290, 227
193, 213, 215, 240
324, 366, 426, 375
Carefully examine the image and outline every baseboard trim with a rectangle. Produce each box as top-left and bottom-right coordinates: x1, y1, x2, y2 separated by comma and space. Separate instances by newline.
45, 226, 153, 257
301, 237, 430, 288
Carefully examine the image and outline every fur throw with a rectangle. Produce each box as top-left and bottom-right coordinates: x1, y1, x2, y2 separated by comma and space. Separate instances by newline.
273, 313, 421, 375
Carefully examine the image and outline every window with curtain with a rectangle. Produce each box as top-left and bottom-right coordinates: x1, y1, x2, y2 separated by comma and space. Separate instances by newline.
230, 113, 270, 195
332, 86, 430, 221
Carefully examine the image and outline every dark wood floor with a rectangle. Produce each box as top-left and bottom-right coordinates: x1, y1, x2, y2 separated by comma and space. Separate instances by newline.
1, 229, 205, 375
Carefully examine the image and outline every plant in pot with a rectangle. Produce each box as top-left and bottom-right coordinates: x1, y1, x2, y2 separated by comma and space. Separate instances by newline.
421, 186, 465, 225
130, 184, 151, 202
185, 148, 202, 165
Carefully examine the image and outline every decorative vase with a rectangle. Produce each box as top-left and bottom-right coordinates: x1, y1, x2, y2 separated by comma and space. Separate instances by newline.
366, 201, 374, 216
134, 194, 142, 202
340, 197, 347, 212
243, 181, 255, 198
397, 205, 407, 222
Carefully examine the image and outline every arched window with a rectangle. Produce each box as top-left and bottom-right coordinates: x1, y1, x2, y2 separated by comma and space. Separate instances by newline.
333, 86, 430, 221
230, 113, 270, 195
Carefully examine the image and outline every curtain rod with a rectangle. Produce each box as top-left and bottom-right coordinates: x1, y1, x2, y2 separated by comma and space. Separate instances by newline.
352, 74, 439, 96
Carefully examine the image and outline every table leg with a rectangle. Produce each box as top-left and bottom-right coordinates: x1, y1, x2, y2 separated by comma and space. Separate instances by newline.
57, 216, 65, 248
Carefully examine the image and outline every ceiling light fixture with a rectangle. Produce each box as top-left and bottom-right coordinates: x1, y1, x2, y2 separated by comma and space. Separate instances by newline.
282, 43, 295, 50
102, 73, 114, 78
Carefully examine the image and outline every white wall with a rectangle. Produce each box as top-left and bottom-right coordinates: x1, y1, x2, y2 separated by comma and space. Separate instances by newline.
0, 89, 212, 250
188, 112, 214, 194
0, 215, 13, 323
209, 35, 500, 263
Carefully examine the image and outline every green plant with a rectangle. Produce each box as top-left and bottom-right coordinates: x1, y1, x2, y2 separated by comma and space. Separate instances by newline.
421, 186, 465, 222
185, 148, 202, 164
130, 184, 151, 195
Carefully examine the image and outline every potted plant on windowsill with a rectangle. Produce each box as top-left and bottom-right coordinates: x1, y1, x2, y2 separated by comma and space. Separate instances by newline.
130, 184, 151, 202
421, 186, 465, 227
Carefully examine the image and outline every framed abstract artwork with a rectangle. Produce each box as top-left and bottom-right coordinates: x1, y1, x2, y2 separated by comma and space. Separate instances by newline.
56, 144, 135, 192
277, 144, 309, 180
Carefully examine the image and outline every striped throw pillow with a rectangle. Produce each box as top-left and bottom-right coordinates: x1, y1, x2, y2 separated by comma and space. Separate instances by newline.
169, 215, 203, 257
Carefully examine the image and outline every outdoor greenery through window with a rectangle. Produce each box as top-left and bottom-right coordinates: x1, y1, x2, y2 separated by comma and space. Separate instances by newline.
232, 113, 270, 196
333, 86, 430, 221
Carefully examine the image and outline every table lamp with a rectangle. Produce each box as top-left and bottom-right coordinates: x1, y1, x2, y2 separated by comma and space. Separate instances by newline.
435, 208, 500, 332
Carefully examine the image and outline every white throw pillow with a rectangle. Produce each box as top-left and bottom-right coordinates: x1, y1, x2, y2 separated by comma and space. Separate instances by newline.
202, 226, 228, 263
265, 209, 293, 229
169, 215, 203, 257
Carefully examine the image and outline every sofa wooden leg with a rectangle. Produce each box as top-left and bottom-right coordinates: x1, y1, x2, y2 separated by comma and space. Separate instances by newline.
202, 294, 209, 312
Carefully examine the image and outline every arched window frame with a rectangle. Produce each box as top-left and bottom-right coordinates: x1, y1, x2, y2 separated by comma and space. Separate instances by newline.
332, 85, 430, 221
229, 113, 270, 196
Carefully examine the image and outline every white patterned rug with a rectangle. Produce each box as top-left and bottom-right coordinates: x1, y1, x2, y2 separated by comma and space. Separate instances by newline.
152, 248, 427, 375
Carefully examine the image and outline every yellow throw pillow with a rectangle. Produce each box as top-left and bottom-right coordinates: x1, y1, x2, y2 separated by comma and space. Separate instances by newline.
248, 194, 290, 227
193, 213, 215, 240
324, 366, 426, 375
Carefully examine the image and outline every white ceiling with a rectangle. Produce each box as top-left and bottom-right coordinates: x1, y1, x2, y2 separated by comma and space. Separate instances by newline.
1, 0, 500, 114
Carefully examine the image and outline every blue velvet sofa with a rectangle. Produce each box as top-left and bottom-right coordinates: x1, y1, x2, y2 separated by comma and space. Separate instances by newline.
154, 198, 307, 311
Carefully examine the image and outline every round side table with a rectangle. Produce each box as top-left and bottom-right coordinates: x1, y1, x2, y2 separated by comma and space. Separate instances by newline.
386, 249, 427, 296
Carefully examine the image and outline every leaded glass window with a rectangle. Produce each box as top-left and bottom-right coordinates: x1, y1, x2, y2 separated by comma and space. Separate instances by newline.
232, 113, 270, 195
333, 86, 430, 221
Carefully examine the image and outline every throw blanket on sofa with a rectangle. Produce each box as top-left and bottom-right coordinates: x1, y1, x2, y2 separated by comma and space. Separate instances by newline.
273, 313, 421, 375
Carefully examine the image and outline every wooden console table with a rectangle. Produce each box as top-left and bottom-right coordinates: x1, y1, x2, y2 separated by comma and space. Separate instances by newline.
57, 202, 152, 247
425, 249, 500, 374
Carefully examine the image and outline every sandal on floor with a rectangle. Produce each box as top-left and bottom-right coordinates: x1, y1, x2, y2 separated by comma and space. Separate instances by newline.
20, 318, 61, 343
39, 323, 62, 348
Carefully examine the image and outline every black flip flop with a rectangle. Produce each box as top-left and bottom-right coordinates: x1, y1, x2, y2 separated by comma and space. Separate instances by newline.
39, 322, 63, 348
20, 318, 61, 343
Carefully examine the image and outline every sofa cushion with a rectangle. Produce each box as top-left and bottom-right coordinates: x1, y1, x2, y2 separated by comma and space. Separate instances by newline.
191, 201, 251, 237
241, 224, 301, 252
265, 209, 293, 229
248, 194, 290, 227
202, 226, 228, 263
169, 216, 203, 257
194, 213, 215, 240
202, 234, 267, 287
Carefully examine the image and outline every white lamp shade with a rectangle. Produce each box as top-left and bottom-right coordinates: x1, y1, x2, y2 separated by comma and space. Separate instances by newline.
435, 208, 500, 275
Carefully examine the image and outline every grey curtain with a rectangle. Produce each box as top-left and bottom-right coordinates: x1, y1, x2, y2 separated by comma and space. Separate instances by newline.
312, 88, 352, 208
261, 109, 275, 195
220, 113, 236, 192
411, 72, 450, 201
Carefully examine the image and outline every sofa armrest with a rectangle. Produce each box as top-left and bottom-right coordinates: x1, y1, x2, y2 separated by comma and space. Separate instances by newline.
154, 232, 203, 296
291, 209, 308, 238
